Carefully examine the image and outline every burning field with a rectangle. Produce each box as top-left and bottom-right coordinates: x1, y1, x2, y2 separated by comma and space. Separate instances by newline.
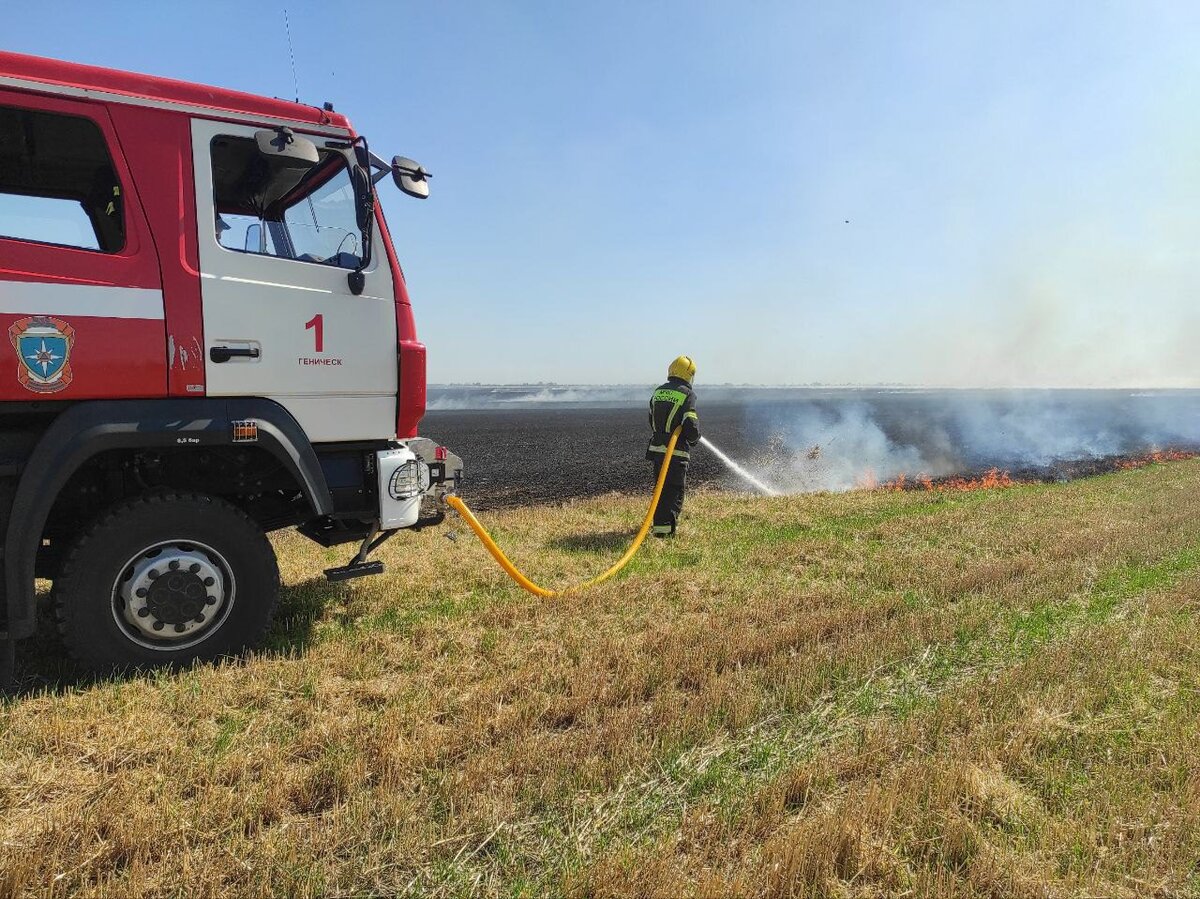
866, 450, 1199, 493
424, 388, 1200, 509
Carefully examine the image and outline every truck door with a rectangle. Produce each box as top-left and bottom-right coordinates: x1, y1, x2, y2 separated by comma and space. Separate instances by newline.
190, 118, 397, 443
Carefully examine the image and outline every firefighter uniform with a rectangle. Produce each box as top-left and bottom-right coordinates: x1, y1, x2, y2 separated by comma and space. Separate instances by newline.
646, 365, 700, 537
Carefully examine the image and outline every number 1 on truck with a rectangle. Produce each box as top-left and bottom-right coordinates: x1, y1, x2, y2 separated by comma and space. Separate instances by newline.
306, 314, 324, 353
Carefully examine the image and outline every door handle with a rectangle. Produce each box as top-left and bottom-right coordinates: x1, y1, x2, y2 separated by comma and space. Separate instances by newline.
210, 346, 261, 363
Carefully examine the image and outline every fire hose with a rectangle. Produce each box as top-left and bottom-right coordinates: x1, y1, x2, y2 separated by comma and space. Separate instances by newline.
444, 427, 683, 597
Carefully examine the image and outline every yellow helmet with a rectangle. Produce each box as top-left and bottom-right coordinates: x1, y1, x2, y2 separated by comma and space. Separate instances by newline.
668, 355, 696, 383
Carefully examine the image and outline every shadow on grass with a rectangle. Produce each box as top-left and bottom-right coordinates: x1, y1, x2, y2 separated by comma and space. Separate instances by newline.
4, 577, 342, 700
548, 530, 636, 553
260, 576, 342, 654
6, 595, 80, 697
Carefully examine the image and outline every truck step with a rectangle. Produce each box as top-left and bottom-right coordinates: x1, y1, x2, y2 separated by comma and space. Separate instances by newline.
323, 560, 385, 582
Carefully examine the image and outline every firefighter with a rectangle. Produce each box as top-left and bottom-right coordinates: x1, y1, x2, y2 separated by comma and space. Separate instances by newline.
647, 355, 701, 537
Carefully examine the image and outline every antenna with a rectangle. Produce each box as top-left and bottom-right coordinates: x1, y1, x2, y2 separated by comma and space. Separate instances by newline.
283, 8, 300, 103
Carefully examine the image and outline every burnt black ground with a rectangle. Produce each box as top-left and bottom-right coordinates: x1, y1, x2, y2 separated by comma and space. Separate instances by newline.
424, 405, 736, 511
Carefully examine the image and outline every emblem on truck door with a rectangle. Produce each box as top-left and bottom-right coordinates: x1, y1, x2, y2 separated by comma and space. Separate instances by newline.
8, 315, 75, 394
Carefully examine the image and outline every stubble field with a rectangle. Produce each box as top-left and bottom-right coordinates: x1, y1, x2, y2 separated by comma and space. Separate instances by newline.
2, 459, 1200, 897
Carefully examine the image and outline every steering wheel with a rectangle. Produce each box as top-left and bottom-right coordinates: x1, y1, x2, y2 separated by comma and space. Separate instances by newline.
334, 231, 359, 262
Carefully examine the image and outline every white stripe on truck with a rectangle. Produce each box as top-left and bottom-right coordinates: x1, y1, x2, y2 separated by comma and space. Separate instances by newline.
0, 281, 164, 319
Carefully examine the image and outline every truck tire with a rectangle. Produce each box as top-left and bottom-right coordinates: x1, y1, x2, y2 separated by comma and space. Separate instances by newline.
0, 478, 14, 689
53, 492, 280, 670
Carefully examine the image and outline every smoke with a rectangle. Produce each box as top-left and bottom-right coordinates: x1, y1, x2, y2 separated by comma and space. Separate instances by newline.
737, 390, 1200, 493
424, 385, 1200, 495
746, 402, 937, 492
427, 384, 647, 410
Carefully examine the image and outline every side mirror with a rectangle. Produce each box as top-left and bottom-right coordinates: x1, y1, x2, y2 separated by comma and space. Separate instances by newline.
254, 127, 319, 169
392, 156, 431, 199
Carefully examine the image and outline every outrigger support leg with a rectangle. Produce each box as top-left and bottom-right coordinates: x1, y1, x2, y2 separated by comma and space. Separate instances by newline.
323, 522, 395, 582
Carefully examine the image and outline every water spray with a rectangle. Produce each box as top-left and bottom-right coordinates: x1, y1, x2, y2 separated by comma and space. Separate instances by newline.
698, 436, 780, 496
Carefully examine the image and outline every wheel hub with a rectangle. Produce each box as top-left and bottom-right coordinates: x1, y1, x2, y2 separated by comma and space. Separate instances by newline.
113, 542, 233, 647
145, 566, 209, 625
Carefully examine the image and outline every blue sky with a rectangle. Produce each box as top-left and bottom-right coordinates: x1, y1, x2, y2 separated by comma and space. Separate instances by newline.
7, 2, 1200, 386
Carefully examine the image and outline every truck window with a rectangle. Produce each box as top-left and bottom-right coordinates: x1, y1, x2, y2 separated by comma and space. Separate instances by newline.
210, 135, 365, 270
0, 104, 125, 252
217, 212, 279, 255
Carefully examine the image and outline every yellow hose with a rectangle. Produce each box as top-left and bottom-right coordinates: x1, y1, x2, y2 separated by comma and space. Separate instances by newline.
445, 427, 683, 597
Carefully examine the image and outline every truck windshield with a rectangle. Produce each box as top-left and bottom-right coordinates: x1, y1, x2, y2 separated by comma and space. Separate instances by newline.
210, 135, 365, 270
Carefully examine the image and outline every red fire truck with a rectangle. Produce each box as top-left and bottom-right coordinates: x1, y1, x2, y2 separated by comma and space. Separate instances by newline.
0, 51, 462, 678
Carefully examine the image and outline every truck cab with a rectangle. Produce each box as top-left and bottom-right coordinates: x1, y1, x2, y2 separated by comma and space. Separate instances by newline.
0, 51, 461, 676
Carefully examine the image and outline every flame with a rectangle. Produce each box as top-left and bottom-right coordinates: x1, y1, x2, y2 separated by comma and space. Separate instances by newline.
936, 468, 1015, 491
1115, 450, 1197, 470
869, 467, 1016, 493
858, 449, 1196, 495
855, 469, 878, 490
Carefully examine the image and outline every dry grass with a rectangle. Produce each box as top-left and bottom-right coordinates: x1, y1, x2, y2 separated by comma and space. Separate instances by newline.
3, 461, 1200, 897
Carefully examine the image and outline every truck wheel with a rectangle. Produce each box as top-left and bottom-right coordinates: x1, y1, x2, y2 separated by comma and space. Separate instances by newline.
54, 493, 280, 670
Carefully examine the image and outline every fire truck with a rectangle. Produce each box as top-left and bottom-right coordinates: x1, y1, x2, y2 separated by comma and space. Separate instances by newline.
0, 51, 462, 678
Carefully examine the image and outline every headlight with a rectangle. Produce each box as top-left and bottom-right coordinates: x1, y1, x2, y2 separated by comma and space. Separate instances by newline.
387, 458, 430, 500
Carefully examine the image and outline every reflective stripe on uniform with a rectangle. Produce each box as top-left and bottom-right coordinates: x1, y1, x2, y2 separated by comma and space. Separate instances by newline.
648, 445, 691, 459
652, 389, 688, 404
654, 388, 688, 433
683, 410, 698, 422
651, 524, 673, 535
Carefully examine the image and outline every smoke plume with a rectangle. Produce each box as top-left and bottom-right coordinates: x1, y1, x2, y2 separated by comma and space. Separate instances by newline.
739, 390, 1200, 493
